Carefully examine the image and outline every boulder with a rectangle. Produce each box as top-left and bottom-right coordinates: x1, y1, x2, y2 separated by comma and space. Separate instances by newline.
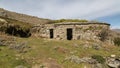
106, 57, 120, 68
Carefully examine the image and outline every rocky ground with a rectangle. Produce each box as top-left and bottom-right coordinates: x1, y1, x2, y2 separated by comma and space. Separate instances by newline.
0, 35, 120, 68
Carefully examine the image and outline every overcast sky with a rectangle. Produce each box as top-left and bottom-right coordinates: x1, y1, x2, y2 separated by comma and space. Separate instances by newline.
0, 0, 120, 28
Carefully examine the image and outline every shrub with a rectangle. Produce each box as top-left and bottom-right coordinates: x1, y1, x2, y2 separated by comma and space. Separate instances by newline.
0, 26, 7, 32
92, 55, 105, 64
97, 30, 109, 41
0, 20, 7, 32
114, 37, 120, 46
0, 16, 32, 37
12, 59, 31, 68
5, 25, 31, 37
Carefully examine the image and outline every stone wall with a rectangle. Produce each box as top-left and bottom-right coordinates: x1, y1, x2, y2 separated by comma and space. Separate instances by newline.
31, 22, 110, 41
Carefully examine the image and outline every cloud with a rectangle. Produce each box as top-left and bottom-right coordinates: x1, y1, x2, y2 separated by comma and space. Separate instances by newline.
0, 0, 120, 20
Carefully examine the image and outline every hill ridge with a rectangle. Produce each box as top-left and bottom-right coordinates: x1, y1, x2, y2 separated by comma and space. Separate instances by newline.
0, 8, 51, 25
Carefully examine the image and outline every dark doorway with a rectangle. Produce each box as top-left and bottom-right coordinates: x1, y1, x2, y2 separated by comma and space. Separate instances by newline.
50, 29, 54, 38
67, 28, 73, 40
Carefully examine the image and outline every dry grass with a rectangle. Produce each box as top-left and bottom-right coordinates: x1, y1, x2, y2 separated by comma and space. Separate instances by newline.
0, 36, 120, 68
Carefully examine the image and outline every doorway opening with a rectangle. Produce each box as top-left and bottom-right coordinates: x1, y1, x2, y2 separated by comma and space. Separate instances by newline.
67, 28, 73, 40
49, 29, 54, 38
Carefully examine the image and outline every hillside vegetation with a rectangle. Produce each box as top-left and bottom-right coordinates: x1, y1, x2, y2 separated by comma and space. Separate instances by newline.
0, 36, 120, 68
52, 19, 88, 23
0, 8, 52, 25
0, 16, 32, 37
0, 8, 101, 25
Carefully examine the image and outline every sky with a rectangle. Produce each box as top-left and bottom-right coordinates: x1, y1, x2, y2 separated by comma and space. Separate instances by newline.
0, 0, 120, 29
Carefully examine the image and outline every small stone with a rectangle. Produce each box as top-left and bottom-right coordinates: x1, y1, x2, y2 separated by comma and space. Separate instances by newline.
92, 43, 101, 50
32, 61, 35, 64
40, 64, 45, 68
73, 43, 79, 47
15, 65, 27, 68
83, 44, 91, 49
111, 55, 116, 58
94, 63, 103, 68
16, 58, 19, 60
70, 50, 77, 54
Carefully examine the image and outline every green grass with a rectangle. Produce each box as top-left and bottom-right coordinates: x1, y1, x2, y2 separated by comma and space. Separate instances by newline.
0, 45, 31, 68
0, 37, 120, 68
52, 19, 88, 23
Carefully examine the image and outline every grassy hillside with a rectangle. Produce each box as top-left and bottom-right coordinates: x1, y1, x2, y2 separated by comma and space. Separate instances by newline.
0, 36, 119, 68
0, 8, 52, 25
0, 8, 104, 25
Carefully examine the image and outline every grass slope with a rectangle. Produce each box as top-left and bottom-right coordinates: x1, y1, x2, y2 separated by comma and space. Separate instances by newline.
0, 8, 52, 25
0, 37, 120, 68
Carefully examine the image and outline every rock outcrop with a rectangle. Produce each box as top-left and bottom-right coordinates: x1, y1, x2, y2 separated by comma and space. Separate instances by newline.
106, 56, 120, 68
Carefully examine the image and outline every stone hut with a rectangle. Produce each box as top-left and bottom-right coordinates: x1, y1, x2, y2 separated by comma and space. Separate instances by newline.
32, 22, 110, 41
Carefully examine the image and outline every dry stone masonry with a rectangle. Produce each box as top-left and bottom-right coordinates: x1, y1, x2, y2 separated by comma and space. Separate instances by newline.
32, 22, 110, 41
